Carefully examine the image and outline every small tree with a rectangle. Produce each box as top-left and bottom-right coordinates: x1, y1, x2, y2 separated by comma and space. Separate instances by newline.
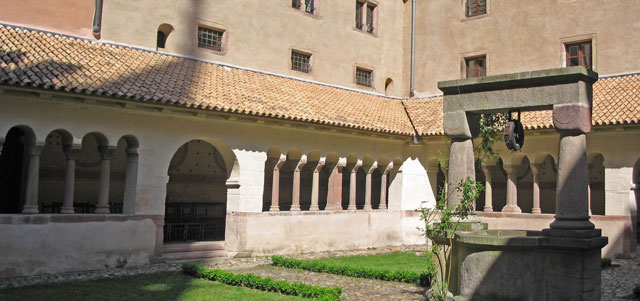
417, 113, 504, 300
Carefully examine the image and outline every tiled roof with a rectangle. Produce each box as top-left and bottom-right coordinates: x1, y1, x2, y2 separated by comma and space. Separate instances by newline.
405, 73, 640, 136
1, 24, 639, 138
0, 24, 415, 135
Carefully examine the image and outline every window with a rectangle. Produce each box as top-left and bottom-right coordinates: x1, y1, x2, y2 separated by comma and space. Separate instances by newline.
565, 41, 592, 69
157, 31, 166, 49
465, 56, 486, 78
466, 0, 487, 18
291, 51, 311, 73
292, 0, 315, 14
356, 1, 376, 34
156, 23, 174, 50
197, 26, 225, 52
356, 67, 373, 87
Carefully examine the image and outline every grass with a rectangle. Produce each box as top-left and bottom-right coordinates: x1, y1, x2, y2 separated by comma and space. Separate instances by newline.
313, 251, 434, 275
0, 272, 303, 301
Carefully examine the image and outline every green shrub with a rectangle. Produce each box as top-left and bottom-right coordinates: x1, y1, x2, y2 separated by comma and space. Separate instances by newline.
181, 263, 341, 300
271, 256, 434, 286
600, 258, 612, 268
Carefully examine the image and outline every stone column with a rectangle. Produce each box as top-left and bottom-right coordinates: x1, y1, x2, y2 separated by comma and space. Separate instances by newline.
481, 164, 493, 212
290, 155, 307, 211
326, 158, 346, 211
122, 147, 138, 214
95, 146, 115, 214
379, 162, 393, 210
310, 158, 326, 211
22, 143, 43, 214
587, 163, 593, 216
364, 162, 378, 210
269, 154, 287, 212
447, 138, 475, 208
60, 145, 80, 214
502, 163, 522, 213
545, 103, 596, 236
348, 160, 362, 210
531, 163, 542, 214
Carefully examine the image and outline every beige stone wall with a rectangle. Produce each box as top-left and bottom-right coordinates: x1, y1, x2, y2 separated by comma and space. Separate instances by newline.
0, 0, 94, 38
413, 0, 640, 96
100, 0, 409, 97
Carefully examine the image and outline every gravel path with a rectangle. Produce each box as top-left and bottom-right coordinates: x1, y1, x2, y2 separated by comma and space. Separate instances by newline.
601, 243, 640, 300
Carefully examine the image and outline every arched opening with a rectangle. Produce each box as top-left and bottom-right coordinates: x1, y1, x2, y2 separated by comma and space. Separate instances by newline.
475, 160, 485, 211
539, 155, 557, 214
0, 127, 29, 213
371, 168, 382, 208
492, 159, 507, 212
156, 23, 174, 50
384, 78, 394, 96
436, 163, 446, 206
72, 133, 105, 213
165, 139, 228, 242
39, 130, 74, 213
588, 154, 605, 215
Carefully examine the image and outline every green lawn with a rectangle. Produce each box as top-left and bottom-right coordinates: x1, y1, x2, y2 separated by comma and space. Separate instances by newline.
0, 272, 303, 301
314, 251, 434, 274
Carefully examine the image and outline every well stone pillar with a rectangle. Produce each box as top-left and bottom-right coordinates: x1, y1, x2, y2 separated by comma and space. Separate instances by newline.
310, 158, 326, 211
481, 164, 493, 212
60, 145, 81, 214
95, 145, 115, 214
269, 154, 286, 212
545, 102, 597, 236
22, 143, 44, 214
290, 155, 307, 211
348, 160, 362, 210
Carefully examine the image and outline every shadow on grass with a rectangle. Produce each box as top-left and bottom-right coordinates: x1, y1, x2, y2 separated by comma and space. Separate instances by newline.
0, 272, 302, 301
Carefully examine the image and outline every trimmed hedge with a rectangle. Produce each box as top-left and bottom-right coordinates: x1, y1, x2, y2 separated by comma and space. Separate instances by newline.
271, 256, 433, 286
182, 263, 342, 300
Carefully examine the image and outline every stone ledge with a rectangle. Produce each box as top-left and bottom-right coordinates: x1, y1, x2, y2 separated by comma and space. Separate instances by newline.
0, 214, 163, 224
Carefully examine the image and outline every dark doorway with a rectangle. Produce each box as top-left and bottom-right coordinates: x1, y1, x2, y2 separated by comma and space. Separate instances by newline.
0, 128, 26, 213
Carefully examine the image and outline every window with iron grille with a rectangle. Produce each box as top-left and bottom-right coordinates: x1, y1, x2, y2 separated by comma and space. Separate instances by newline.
291, 51, 311, 73
356, 1, 376, 33
466, 0, 487, 18
465, 56, 486, 78
356, 67, 373, 87
197, 26, 224, 52
565, 41, 592, 69
292, 0, 315, 14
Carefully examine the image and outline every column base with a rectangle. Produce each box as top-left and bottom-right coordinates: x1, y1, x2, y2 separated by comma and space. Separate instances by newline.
290, 205, 300, 211
483, 206, 493, 212
346, 205, 356, 210
542, 228, 602, 239
501, 205, 522, 213
549, 217, 595, 231
378, 204, 387, 210
309, 205, 319, 211
325, 205, 342, 211
21, 205, 39, 214
60, 207, 75, 214
531, 208, 542, 214
94, 205, 110, 214
268, 206, 280, 212
363, 205, 372, 211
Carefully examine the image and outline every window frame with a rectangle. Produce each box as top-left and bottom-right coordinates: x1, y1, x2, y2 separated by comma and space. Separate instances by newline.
355, 0, 377, 35
565, 40, 593, 70
465, 0, 487, 18
355, 66, 374, 88
291, 0, 317, 15
196, 25, 227, 55
464, 55, 487, 79
290, 50, 313, 74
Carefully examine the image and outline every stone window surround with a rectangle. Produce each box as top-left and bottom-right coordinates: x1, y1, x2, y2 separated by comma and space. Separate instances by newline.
460, 0, 490, 22
354, 0, 378, 36
560, 33, 597, 71
290, 0, 320, 17
460, 50, 489, 79
354, 65, 375, 88
290, 48, 313, 74
196, 22, 228, 56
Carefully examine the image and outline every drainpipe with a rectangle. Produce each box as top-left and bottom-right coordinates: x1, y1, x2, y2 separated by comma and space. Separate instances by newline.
409, 0, 416, 97
92, 0, 103, 39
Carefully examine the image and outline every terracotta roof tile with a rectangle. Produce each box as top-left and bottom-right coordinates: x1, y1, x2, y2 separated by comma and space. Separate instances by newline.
405, 73, 640, 136
0, 24, 414, 135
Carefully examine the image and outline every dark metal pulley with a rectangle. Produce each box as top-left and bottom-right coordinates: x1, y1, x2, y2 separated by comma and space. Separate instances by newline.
504, 110, 525, 151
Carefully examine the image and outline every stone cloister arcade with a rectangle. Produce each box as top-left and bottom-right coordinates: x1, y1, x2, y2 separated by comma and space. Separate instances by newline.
0, 125, 139, 215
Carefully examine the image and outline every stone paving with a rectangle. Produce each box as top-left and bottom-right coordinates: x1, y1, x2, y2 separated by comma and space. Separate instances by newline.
0, 244, 638, 300
601, 243, 640, 300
